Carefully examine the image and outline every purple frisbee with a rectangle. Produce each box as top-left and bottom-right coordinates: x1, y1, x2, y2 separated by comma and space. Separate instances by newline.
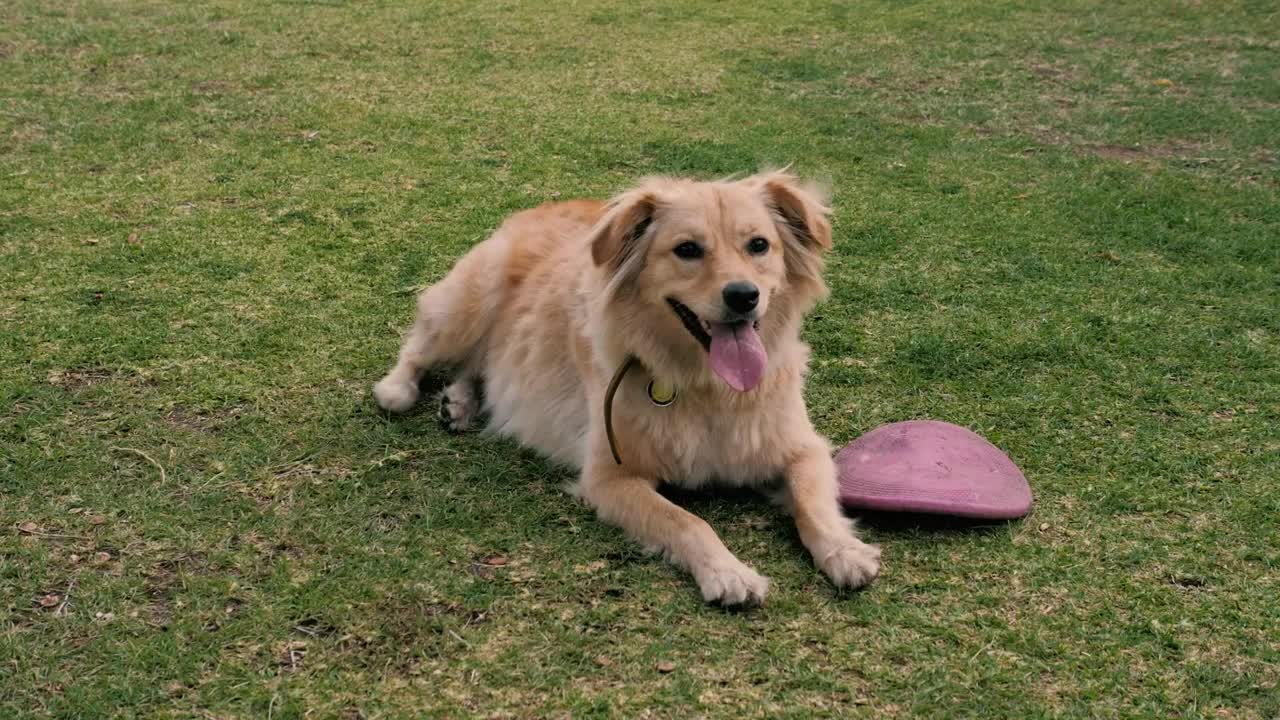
835, 420, 1032, 519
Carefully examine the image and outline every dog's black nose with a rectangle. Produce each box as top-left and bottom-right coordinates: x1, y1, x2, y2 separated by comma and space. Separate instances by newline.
722, 282, 759, 315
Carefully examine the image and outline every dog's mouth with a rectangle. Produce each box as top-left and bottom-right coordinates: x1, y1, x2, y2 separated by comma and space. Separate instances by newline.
667, 298, 713, 350
666, 298, 767, 393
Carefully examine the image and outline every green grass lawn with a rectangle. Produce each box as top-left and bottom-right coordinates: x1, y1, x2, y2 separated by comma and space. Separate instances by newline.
2, 0, 1278, 717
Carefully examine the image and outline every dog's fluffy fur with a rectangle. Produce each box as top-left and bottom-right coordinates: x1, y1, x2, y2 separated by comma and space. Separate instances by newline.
374, 170, 880, 605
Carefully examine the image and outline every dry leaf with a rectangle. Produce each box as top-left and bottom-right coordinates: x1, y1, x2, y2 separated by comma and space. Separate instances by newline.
18, 521, 40, 534
127, 233, 140, 246
89, 515, 107, 525
594, 656, 613, 667
83, 238, 99, 245
38, 594, 61, 608
94, 551, 112, 564
574, 560, 607, 574
481, 555, 508, 567
655, 661, 676, 673
1038, 523, 1050, 531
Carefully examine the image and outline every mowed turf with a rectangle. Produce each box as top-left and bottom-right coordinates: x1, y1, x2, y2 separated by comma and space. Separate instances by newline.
2, 1, 1278, 717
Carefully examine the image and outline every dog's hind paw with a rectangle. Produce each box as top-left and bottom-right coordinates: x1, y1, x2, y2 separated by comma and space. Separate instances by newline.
437, 379, 480, 433
695, 558, 769, 607
818, 540, 881, 590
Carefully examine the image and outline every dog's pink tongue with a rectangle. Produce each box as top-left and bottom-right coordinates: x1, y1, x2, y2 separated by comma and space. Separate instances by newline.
708, 322, 767, 392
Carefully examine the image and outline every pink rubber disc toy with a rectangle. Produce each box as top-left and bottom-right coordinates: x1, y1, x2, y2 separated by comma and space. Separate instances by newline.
835, 420, 1032, 519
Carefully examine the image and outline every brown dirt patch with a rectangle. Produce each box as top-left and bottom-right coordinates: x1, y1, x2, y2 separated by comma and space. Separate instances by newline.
1077, 140, 1215, 162
1025, 60, 1080, 84
1083, 143, 1154, 161
46, 367, 116, 389
325, 592, 491, 674
1014, 127, 1212, 163
842, 74, 880, 89
164, 405, 247, 433
191, 79, 231, 95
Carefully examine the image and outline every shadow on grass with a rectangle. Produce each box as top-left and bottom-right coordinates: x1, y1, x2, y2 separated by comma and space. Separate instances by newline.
663, 485, 1012, 531
853, 510, 1018, 536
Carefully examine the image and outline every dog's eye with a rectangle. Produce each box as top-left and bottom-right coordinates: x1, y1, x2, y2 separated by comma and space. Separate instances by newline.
673, 241, 704, 260
746, 237, 769, 255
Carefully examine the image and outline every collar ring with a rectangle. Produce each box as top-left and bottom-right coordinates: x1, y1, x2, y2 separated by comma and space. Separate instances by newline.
646, 379, 677, 407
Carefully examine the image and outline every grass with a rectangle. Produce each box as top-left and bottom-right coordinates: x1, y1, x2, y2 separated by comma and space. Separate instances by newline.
1, 0, 1278, 717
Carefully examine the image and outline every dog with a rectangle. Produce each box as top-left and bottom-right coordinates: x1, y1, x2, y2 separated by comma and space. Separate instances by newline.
373, 169, 880, 605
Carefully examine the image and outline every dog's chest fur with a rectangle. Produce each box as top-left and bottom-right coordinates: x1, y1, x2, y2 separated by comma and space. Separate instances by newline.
615, 362, 813, 488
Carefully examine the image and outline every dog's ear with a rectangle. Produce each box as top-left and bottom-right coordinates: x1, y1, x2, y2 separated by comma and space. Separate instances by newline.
590, 188, 657, 271
759, 170, 832, 252
752, 168, 833, 303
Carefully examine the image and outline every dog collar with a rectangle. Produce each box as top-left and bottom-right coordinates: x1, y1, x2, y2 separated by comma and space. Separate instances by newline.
604, 355, 677, 465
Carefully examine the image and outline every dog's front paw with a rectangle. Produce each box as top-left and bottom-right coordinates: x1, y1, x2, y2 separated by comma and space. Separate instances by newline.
695, 557, 770, 607
818, 539, 881, 589
373, 376, 419, 413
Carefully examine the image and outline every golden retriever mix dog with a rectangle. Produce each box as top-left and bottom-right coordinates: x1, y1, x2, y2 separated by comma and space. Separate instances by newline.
374, 169, 881, 605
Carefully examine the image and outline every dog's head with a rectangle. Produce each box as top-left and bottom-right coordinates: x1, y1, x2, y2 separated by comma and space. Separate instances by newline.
590, 169, 832, 392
